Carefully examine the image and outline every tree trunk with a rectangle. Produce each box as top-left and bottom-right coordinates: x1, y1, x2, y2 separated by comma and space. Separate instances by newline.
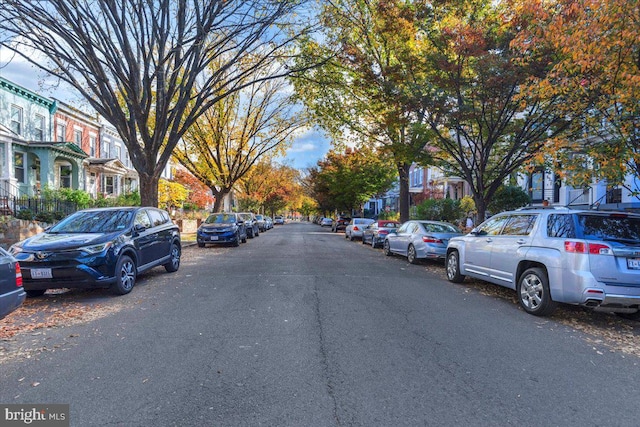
210, 188, 228, 213
397, 163, 411, 223
139, 174, 159, 207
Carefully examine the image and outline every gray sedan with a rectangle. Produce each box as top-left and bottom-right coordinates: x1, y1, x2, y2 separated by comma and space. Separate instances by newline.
383, 220, 462, 264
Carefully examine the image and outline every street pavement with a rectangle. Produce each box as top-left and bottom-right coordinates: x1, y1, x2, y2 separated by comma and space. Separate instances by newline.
1, 221, 640, 426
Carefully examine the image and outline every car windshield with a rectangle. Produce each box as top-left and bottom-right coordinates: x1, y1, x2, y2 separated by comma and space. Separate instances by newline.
579, 214, 640, 241
50, 210, 133, 233
205, 214, 236, 224
255, 215, 264, 220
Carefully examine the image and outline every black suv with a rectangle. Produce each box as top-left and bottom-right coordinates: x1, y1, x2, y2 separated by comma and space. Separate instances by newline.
332, 216, 351, 233
10, 207, 181, 296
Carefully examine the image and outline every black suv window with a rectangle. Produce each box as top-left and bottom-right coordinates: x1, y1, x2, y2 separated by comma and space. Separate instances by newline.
147, 209, 166, 227
547, 214, 575, 238
501, 215, 537, 236
135, 210, 152, 229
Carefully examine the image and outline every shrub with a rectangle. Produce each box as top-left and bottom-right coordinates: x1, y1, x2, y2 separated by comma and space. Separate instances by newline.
487, 185, 531, 214
15, 208, 34, 220
413, 198, 462, 222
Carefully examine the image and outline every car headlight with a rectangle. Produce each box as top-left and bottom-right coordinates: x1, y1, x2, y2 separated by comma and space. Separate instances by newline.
8, 241, 24, 255
79, 242, 113, 255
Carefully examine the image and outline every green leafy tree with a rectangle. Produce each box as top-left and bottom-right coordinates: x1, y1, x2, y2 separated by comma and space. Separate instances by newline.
292, 0, 434, 222
311, 147, 396, 215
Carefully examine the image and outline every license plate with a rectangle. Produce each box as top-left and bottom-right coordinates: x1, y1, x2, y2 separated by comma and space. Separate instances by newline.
31, 268, 53, 279
209, 236, 219, 241
627, 258, 640, 270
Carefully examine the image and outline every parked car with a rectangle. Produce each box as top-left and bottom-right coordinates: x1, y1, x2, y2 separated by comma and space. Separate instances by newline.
320, 217, 333, 227
446, 207, 640, 317
0, 247, 25, 320
362, 220, 401, 248
197, 212, 247, 247
264, 216, 274, 230
274, 215, 285, 225
384, 220, 462, 263
10, 207, 181, 296
345, 218, 375, 241
332, 216, 351, 232
238, 212, 260, 238
255, 214, 269, 232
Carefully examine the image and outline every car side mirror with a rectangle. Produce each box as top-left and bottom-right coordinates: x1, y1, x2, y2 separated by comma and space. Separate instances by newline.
237, 220, 245, 225
134, 224, 146, 233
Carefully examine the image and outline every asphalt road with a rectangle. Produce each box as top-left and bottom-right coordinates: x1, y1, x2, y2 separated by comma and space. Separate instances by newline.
1, 221, 640, 426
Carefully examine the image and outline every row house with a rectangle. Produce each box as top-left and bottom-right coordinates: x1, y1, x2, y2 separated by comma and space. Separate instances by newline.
408, 164, 471, 203
0, 76, 139, 199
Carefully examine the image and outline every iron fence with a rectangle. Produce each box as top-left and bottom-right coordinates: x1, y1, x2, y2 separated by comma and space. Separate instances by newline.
0, 195, 78, 221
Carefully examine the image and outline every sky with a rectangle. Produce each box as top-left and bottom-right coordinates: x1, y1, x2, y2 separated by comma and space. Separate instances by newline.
0, 48, 330, 171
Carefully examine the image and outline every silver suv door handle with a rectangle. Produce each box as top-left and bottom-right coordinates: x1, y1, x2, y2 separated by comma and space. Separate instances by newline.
485, 238, 493, 242
517, 239, 526, 244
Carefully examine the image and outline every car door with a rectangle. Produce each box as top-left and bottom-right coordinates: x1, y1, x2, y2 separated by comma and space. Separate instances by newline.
462, 215, 508, 279
489, 214, 538, 287
147, 208, 172, 263
133, 209, 156, 267
391, 222, 415, 255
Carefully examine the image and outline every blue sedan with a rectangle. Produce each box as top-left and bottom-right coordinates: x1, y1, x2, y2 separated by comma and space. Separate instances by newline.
383, 220, 462, 264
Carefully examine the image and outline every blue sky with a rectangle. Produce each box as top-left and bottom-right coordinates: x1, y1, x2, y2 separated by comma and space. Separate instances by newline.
0, 50, 330, 170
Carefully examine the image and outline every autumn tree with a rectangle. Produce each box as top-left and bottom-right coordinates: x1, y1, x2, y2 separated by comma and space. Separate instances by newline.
173, 169, 214, 210
173, 75, 307, 213
407, 0, 572, 220
310, 147, 396, 215
0, 1, 314, 206
292, 0, 433, 222
236, 161, 302, 217
510, 0, 640, 193
158, 179, 188, 212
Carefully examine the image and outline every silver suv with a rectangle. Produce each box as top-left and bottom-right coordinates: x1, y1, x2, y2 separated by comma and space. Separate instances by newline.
445, 207, 640, 317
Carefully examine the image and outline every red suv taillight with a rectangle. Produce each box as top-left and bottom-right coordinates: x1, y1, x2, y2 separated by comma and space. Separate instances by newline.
15, 262, 23, 287
353, 226, 360, 231
423, 236, 443, 244
564, 241, 613, 255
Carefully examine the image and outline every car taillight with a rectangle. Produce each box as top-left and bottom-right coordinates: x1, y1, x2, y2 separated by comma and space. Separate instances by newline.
15, 262, 23, 287
378, 230, 389, 235
353, 226, 359, 231
423, 236, 443, 244
564, 241, 612, 255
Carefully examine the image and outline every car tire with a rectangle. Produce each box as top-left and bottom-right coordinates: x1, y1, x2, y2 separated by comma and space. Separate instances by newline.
247, 229, 254, 239
25, 289, 46, 298
371, 238, 377, 248
241, 234, 247, 243
361, 236, 366, 245
232, 232, 240, 247
164, 242, 181, 272
110, 255, 136, 295
197, 241, 205, 248
517, 267, 557, 316
407, 244, 418, 264
255, 228, 259, 237
446, 251, 465, 283
383, 240, 392, 256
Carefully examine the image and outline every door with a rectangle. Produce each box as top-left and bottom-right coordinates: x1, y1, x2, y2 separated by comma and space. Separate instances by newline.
462, 215, 508, 279
489, 214, 537, 287
133, 210, 155, 267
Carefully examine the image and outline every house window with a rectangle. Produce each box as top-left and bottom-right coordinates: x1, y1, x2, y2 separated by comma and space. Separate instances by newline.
89, 136, 96, 156
104, 175, 114, 195
60, 165, 72, 188
74, 130, 83, 146
115, 145, 121, 161
14, 152, 25, 183
102, 140, 110, 158
10, 105, 23, 135
607, 187, 623, 204
34, 114, 45, 141
57, 123, 67, 142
